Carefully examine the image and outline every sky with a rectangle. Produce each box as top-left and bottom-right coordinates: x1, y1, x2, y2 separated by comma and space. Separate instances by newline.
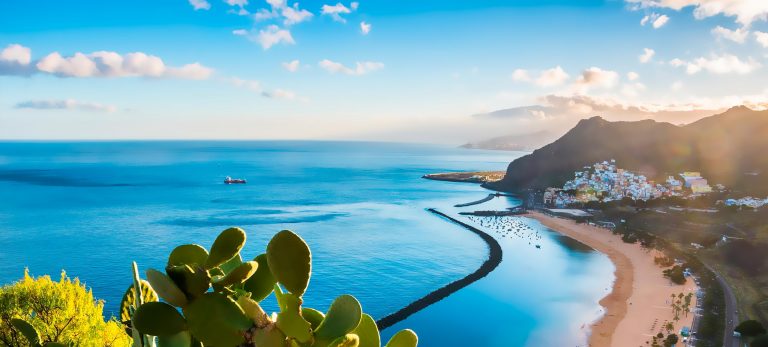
2, 0, 768, 143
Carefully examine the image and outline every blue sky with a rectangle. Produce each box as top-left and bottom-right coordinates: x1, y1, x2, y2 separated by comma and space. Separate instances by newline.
2, 0, 768, 142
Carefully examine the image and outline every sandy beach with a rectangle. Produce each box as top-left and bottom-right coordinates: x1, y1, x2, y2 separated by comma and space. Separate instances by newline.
526, 211, 698, 347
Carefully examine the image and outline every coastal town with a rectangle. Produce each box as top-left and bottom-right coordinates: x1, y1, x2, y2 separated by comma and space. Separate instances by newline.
542, 160, 719, 207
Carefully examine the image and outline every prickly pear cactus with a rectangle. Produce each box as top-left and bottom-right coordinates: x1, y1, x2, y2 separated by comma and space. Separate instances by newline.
124, 227, 418, 347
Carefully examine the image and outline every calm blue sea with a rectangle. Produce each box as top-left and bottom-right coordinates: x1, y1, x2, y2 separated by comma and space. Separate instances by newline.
0, 141, 613, 346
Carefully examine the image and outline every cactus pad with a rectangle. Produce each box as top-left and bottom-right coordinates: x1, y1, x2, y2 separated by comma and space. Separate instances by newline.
384, 329, 418, 347
244, 253, 276, 302
266, 230, 311, 296
146, 268, 188, 307
301, 307, 325, 331
214, 261, 258, 288
314, 294, 362, 340
183, 292, 252, 346
132, 302, 187, 336
119, 279, 158, 323
205, 227, 246, 269
10, 318, 40, 345
352, 314, 380, 347
168, 244, 209, 267
166, 264, 211, 300
275, 292, 313, 343
329, 334, 361, 347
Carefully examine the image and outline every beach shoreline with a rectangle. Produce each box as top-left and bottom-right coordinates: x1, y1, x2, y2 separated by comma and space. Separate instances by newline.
525, 211, 698, 347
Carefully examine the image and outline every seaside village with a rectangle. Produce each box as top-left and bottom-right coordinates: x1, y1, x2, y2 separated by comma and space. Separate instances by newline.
542, 159, 749, 207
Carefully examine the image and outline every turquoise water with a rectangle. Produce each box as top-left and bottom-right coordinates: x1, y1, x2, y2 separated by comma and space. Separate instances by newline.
0, 141, 613, 346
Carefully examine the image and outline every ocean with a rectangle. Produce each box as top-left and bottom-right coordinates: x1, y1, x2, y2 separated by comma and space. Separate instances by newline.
0, 141, 613, 346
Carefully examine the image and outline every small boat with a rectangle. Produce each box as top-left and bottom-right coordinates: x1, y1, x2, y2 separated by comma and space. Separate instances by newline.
224, 176, 247, 184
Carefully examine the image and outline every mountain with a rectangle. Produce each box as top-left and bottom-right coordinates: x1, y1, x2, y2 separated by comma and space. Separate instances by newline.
489, 106, 768, 194
460, 131, 559, 151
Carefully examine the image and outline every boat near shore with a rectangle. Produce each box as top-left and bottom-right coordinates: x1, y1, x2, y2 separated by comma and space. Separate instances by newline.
224, 176, 247, 184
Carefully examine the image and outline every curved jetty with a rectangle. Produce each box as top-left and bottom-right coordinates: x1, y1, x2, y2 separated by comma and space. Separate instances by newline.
454, 193, 496, 207
376, 208, 502, 330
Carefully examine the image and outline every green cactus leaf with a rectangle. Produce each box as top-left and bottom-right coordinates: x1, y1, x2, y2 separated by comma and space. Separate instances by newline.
274, 284, 287, 311
314, 295, 362, 340
132, 302, 187, 337
157, 330, 192, 347
244, 254, 276, 302
236, 296, 270, 327
168, 244, 209, 267
301, 307, 325, 331
329, 334, 361, 347
146, 269, 188, 307
183, 292, 251, 346
276, 293, 313, 343
213, 261, 258, 288
166, 265, 210, 300
205, 227, 246, 269
252, 324, 285, 346
266, 230, 311, 296
220, 253, 243, 275
120, 279, 158, 324
351, 314, 380, 347
10, 318, 40, 345
384, 329, 417, 347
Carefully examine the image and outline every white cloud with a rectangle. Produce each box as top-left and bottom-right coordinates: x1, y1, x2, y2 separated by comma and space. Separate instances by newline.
671, 81, 684, 91
653, 14, 669, 28
224, 0, 248, 6
627, 71, 640, 81
254, 8, 279, 20
34, 51, 213, 79
0, 44, 31, 65
226, 77, 262, 92
232, 29, 248, 36
282, 59, 300, 72
621, 82, 647, 97
640, 13, 669, 28
282, 4, 313, 25
0, 44, 213, 80
318, 59, 384, 75
755, 31, 768, 47
262, 88, 297, 100
360, 21, 371, 35
225, 76, 302, 101
626, 0, 768, 26
255, 25, 295, 49
189, 0, 211, 10
536, 66, 570, 87
0, 44, 34, 75
670, 54, 761, 74
511, 66, 570, 87
252, 1, 313, 26
575, 67, 620, 90
712, 26, 749, 43
639, 48, 655, 63
14, 99, 117, 113
511, 69, 531, 82
321, 2, 355, 23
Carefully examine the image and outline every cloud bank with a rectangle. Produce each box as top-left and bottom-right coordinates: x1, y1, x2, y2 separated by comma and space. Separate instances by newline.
0, 44, 213, 79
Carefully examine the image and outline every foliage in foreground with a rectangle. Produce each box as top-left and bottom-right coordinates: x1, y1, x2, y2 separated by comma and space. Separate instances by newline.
0, 270, 130, 346
122, 227, 417, 347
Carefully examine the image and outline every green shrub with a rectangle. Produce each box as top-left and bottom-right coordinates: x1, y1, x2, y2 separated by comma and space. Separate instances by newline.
663, 265, 687, 285
123, 227, 417, 347
0, 270, 130, 346
736, 320, 767, 337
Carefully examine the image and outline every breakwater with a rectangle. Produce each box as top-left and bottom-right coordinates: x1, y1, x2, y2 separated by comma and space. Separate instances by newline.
376, 208, 503, 330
